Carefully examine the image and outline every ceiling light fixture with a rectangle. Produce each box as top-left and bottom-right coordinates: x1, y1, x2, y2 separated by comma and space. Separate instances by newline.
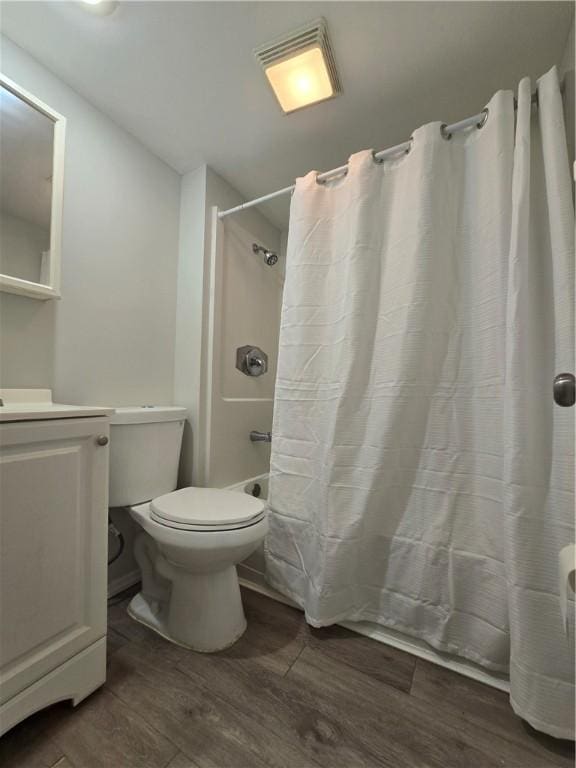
254, 18, 341, 114
78, 0, 118, 16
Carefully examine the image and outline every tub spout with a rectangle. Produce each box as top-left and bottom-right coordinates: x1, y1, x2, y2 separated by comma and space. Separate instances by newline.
250, 430, 271, 443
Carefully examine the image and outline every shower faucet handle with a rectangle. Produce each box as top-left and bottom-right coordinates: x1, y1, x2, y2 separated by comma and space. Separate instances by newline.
236, 345, 268, 377
246, 352, 265, 375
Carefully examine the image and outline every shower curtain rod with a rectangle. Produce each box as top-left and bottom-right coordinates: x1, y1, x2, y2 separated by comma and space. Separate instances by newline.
218, 91, 541, 220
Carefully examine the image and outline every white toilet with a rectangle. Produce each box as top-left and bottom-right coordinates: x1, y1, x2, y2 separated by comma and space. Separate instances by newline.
109, 406, 267, 652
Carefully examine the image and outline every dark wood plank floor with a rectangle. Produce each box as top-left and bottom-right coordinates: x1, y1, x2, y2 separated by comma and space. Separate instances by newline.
2, 587, 574, 768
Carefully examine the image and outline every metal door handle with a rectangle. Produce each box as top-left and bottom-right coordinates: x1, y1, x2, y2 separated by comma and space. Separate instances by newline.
553, 373, 575, 407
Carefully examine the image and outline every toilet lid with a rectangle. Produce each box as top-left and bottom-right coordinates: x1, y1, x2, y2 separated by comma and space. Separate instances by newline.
150, 487, 266, 528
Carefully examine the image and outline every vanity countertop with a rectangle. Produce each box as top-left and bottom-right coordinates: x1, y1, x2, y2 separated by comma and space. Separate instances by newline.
0, 389, 113, 422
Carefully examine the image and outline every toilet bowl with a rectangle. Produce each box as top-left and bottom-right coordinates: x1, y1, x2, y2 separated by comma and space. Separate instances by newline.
109, 406, 267, 653
128, 488, 266, 652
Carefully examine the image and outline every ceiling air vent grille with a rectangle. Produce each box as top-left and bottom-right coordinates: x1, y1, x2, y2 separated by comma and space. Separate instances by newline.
254, 18, 342, 97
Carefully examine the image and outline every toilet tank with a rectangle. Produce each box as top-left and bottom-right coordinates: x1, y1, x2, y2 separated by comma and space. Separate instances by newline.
109, 406, 187, 507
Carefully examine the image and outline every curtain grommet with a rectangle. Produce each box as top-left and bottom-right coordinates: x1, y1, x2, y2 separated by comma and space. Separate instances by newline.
405, 136, 414, 154
440, 124, 452, 140
477, 108, 489, 129
372, 149, 385, 165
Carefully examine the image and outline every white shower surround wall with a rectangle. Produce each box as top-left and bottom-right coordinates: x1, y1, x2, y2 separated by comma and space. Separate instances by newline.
203, 205, 283, 489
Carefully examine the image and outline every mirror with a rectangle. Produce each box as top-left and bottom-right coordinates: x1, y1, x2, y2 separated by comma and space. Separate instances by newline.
0, 75, 65, 300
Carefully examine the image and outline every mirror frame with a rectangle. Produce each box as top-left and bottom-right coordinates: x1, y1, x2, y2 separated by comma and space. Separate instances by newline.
0, 73, 66, 300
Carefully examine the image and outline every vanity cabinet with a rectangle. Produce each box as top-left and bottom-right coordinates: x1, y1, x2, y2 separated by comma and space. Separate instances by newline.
0, 414, 110, 735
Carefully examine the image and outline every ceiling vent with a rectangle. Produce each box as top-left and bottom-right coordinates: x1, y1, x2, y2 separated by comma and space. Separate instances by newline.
254, 18, 341, 114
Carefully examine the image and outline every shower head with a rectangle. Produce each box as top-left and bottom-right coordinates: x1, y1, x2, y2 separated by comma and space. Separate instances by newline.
253, 243, 278, 266
264, 251, 278, 266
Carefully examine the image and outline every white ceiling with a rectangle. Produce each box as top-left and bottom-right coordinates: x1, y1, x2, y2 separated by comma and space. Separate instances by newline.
1, 1, 572, 228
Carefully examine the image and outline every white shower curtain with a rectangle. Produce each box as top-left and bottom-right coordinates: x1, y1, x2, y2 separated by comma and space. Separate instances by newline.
266, 67, 574, 738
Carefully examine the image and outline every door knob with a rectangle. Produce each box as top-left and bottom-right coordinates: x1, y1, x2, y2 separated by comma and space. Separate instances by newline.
96, 435, 109, 446
553, 373, 575, 407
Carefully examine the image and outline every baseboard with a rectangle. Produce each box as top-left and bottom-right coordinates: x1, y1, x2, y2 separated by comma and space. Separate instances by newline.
107, 569, 140, 598
238, 568, 511, 694
1, 638, 106, 736
239, 563, 290, 600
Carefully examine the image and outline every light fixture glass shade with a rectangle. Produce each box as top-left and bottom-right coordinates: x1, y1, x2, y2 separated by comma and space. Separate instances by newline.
264, 47, 335, 113
78, 0, 118, 15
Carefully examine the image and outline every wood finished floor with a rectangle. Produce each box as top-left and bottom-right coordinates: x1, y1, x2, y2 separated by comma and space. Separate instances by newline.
2, 587, 574, 768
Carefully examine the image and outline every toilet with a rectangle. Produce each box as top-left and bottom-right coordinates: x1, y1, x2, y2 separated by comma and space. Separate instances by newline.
109, 406, 267, 652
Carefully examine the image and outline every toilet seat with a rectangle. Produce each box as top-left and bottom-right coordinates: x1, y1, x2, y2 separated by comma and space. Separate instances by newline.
150, 487, 266, 532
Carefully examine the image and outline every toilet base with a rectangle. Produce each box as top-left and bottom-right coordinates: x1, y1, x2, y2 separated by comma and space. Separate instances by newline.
127, 567, 248, 653
127, 505, 266, 653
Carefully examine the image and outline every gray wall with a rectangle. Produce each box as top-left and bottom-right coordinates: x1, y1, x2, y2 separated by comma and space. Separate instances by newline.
0, 36, 181, 406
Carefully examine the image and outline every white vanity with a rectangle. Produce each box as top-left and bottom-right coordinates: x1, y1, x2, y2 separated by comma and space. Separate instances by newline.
0, 389, 111, 735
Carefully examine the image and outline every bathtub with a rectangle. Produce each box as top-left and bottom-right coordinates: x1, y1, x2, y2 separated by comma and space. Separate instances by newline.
226, 473, 270, 501
226, 473, 271, 582
226, 473, 510, 694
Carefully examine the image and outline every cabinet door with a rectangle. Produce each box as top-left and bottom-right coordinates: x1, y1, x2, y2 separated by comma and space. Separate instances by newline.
0, 417, 109, 703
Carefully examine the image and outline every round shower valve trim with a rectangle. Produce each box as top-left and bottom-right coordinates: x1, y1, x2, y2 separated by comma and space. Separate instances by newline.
236, 345, 268, 377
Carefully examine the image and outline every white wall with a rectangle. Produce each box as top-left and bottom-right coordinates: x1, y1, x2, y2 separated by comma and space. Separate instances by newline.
173, 165, 208, 488
0, 292, 55, 388
0, 36, 182, 592
0, 36, 181, 406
